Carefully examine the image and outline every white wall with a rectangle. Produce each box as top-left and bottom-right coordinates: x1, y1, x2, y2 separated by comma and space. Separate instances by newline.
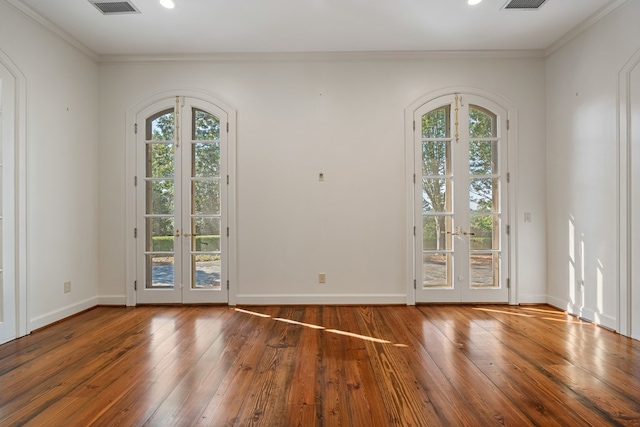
0, 2, 100, 330
98, 54, 547, 304
546, 0, 640, 329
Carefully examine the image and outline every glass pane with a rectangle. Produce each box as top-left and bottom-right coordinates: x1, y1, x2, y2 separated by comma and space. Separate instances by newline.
191, 217, 221, 252
470, 215, 499, 250
193, 142, 220, 177
422, 106, 450, 138
423, 253, 453, 288
470, 178, 498, 212
145, 217, 174, 251
422, 178, 452, 213
470, 253, 499, 288
192, 254, 221, 289
193, 108, 220, 140
423, 215, 453, 250
469, 140, 498, 175
146, 180, 174, 215
146, 143, 174, 178
192, 180, 220, 215
147, 109, 174, 141
422, 140, 451, 176
145, 255, 174, 288
469, 106, 496, 138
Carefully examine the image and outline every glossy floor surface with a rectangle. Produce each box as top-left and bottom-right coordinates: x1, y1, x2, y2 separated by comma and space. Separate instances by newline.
0, 305, 639, 426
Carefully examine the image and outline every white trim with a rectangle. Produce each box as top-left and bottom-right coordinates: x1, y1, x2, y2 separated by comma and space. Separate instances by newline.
547, 295, 617, 331
618, 47, 640, 338
545, 0, 630, 57
518, 293, 547, 304
5, 0, 99, 62
0, 49, 28, 340
235, 294, 407, 306
29, 297, 98, 331
126, 89, 237, 306
98, 295, 126, 305
405, 86, 519, 305
99, 50, 546, 64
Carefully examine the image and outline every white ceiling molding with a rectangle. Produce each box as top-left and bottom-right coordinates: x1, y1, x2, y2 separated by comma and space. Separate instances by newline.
546, 0, 630, 57
98, 50, 547, 65
5, 0, 99, 61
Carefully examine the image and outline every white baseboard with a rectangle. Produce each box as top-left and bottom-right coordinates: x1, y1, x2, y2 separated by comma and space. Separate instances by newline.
546, 295, 569, 311
30, 297, 99, 331
518, 293, 547, 304
98, 295, 126, 305
234, 293, 407, 306
546, 296, 617, 331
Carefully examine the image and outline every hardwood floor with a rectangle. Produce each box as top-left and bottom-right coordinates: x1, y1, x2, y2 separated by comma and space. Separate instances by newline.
0, 305, 638, 426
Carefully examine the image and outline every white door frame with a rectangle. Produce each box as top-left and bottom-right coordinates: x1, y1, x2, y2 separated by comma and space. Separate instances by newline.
0, 50, 28, 342
405, 87, 519, 305
618, 48, 640, 339
126, 90, 236, 306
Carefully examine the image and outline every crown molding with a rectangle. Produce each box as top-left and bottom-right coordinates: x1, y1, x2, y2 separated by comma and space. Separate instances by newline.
99, 49, 546, 64
5, 0, 99, 62
545, 0, 630, 57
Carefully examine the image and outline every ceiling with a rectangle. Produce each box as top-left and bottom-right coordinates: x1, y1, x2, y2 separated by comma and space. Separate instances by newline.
10, 0, 622, 57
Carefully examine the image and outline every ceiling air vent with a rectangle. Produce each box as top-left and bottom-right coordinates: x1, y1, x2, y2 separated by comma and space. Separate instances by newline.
502, 0, 548, 10
89, 0, 140, 15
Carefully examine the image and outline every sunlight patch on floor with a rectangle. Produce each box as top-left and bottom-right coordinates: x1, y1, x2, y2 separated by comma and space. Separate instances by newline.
234, 308, 408, 347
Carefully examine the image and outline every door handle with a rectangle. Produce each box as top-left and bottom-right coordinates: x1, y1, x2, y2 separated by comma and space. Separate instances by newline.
441, 230, 460, 236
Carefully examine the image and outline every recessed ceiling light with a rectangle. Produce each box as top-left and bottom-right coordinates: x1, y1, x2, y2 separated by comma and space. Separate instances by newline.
159, 0, 175, 9
468, 0, 482, 5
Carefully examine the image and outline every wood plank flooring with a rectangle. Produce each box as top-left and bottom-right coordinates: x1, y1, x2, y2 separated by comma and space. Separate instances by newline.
0, 305, 638, 426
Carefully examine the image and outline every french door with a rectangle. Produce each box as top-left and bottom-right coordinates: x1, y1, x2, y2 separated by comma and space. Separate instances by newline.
135, 97, 229, 304
414, 94, 509, 303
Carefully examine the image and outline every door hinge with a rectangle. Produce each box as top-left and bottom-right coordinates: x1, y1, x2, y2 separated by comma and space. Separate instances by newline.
134, 228, 137, 238
134, 123, 138, 134
413, 226, 416, 236
227, 280, 230, 290
506, 225, 510, 235
134, 176, 137, 186
226, 175, 229, 185
134, 280, 137, 291
506, 119, 510, 131
507, 172, 510, 183
413, 120, 416, 131
413, 173, 416, 184
226, 227, 229, 237
507, 278, 511, 289
414, 279, 417, 289
226, 122, 229, 133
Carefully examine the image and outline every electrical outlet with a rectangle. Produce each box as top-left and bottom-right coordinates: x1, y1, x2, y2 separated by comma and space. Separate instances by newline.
318, 273, 326, 284
64, 281, 71, 293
